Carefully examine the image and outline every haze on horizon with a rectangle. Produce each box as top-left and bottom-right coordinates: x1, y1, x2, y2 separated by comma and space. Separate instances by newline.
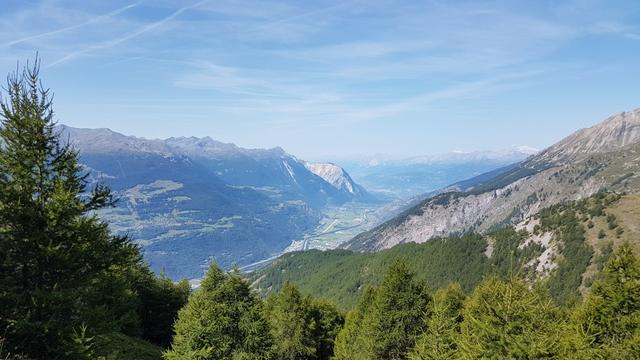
1, 0, 640, 159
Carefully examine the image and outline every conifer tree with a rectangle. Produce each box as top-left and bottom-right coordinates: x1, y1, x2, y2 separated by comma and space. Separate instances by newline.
334, 259, 430, 359
264, 282, 343, 360
457, 277, 563, 358
332, 287, 376, 360
410, 282, 465, 360
308, 298, 344, 360
0, 59, 141, 359
364, 259, 431, 359
570, 243, 640, 358
265, 282, 316, 360
135, 269, 191, 347
164, 264, 272, 360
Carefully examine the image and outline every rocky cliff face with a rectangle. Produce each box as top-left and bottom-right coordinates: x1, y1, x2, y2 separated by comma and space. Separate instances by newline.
304, 162, 373, 201
344, 109, 640, 251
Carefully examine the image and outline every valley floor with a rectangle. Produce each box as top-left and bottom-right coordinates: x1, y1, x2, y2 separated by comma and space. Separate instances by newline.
235, 201, 389, 274
287, 202, 386, 251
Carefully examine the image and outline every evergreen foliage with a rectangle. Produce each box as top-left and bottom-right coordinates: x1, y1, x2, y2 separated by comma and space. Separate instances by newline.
264, 282, 343, 360
332, 287, 376, 360
307, 299, 344, 360
569, 243, 640, 358
409, 283, 465, 360
333, 260, 431, 359
135, 270, 191, 347
253, 229, 543, 310
91, 332, 164, 360
164, 264, 272, 360
457, 277, 563, 358
0, 59, 156, 359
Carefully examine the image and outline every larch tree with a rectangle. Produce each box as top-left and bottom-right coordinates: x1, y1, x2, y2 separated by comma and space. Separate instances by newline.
410, 282, 465, 360
264, 282, 344, 360
457, 276, 564, 359
334, 259, 431, 360
570, 243, 640, 358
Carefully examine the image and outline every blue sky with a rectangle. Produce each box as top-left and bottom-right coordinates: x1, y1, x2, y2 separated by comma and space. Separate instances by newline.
1, 0, 640, 159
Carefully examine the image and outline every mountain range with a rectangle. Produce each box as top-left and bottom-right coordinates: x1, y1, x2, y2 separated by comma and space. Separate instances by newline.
252, 108, 640, 309
60, 108, 640, 281
59, 125, 373, 279
338, 147, 537, 199
343, 109, 640, 251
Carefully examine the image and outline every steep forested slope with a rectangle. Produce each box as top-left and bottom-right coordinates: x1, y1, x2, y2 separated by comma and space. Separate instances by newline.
252, 193, 640, 309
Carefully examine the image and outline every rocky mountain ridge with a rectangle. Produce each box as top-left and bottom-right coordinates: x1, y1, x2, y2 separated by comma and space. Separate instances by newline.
533, 109, 640, 165
57, 125, 372, 279
304, 162, 372, 199
61, 125, 372, 205
343, 109, 640, 251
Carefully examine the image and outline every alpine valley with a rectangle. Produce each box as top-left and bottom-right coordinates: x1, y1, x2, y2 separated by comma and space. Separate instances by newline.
252, 108, 640, 309
6, 2, 640, 358
60, 126, 535, 280
60, 125, 377, 279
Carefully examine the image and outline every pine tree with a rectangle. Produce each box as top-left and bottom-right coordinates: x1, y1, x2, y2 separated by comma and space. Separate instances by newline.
410, 282, 465, 360
0, 59, 141, 359
457, 276, 563, 358
164, 264, 272, 360
570, 243, 640, 358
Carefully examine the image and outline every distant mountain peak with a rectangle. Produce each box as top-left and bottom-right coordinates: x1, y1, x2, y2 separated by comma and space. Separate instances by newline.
305, 162, 353, 192
58, 124, 174, 156
534, 108, 640, 165
60, 124, 374, 206
305, 162, 373, 200
354, 146, 536, 168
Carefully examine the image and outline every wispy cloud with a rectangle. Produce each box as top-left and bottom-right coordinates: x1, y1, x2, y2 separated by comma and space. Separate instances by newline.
47, 0, 210, 67
1, 0, 639, 156
2, 2, 142, 48
589, 21, 640, 40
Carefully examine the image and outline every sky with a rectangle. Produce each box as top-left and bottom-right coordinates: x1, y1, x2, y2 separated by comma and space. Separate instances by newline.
1, 0, 640, 160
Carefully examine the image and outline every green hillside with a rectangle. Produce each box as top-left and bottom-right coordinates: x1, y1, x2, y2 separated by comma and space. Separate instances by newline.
252, 192, 640, 309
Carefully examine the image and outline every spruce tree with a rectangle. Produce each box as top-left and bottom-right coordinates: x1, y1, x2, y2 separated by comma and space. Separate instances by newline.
0, 59, 141, 358
135, 269, 190, 347
164, 264, 272, 360
410, 282, 465, 360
